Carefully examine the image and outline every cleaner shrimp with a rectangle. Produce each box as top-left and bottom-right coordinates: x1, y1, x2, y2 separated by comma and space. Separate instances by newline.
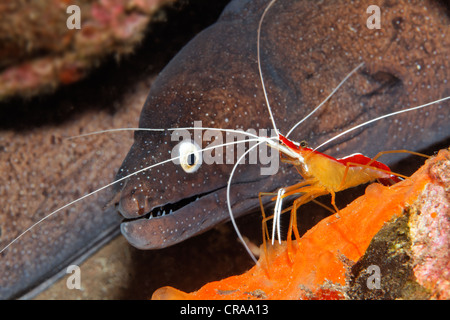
223, 0, 450, 265
1, 0, 449, 298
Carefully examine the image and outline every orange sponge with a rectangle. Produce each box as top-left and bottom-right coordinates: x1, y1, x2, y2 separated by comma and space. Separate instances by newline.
152, 149, 449, 300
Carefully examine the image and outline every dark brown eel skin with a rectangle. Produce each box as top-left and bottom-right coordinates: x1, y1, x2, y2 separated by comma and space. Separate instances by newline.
116, 0, 449, 249
1, 0, 448, 299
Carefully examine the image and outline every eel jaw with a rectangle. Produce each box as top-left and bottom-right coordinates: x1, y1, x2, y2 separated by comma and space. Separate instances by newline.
119, 187, 229, 250
118, 173, 288, 250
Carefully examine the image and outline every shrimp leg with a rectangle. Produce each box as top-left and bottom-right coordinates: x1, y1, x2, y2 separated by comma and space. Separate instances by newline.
260, 182, 329, 264
286, 186, 330, 262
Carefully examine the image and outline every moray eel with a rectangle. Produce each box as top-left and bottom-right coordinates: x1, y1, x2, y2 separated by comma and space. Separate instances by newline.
116, 0, 449, 250
2, 0, 447, 300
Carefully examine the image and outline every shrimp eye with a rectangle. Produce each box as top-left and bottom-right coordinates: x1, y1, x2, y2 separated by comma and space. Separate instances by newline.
172, 140, 202, 173
299, 140, 308, 148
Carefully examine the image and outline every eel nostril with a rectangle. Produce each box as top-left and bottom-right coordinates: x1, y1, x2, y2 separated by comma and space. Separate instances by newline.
118, 187, 150, 219
133, 192, 148, 216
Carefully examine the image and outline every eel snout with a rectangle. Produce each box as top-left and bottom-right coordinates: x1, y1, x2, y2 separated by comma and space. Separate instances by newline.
118, 186, 229, 250
117, 181, 152, 219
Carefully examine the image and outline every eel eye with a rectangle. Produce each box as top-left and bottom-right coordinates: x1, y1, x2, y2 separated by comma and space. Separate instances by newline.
172, 140, 202, 173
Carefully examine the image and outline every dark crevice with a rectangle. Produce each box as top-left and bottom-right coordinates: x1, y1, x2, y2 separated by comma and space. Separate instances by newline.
361, 71, 402, 99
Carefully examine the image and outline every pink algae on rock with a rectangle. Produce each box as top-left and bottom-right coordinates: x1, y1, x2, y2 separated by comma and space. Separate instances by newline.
152, 149, 449, 300
0, 0, 176, 99
408, 151, 450, 299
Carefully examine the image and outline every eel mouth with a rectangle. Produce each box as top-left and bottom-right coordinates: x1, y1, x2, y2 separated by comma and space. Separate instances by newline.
119, 186, 230, 250
118, 175, 279, 250
121, 188, 220, 222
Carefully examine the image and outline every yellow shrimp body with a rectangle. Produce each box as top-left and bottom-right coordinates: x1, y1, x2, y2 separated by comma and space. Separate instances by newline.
297, 148, 393, 192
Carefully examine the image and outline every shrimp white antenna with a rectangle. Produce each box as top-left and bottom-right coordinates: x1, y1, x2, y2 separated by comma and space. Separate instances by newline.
257, 0, 279, 136
257, 0, 364, 140
272, 188, 285, 245
0, 136, 272, 255
224, 0, 283, 265
286, 62, 365, 137
226, 141, 265, 265
0, 156, 174, 255
68, 127, 267, 141
67, 128, 164, 139
314, 96, 450, 151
